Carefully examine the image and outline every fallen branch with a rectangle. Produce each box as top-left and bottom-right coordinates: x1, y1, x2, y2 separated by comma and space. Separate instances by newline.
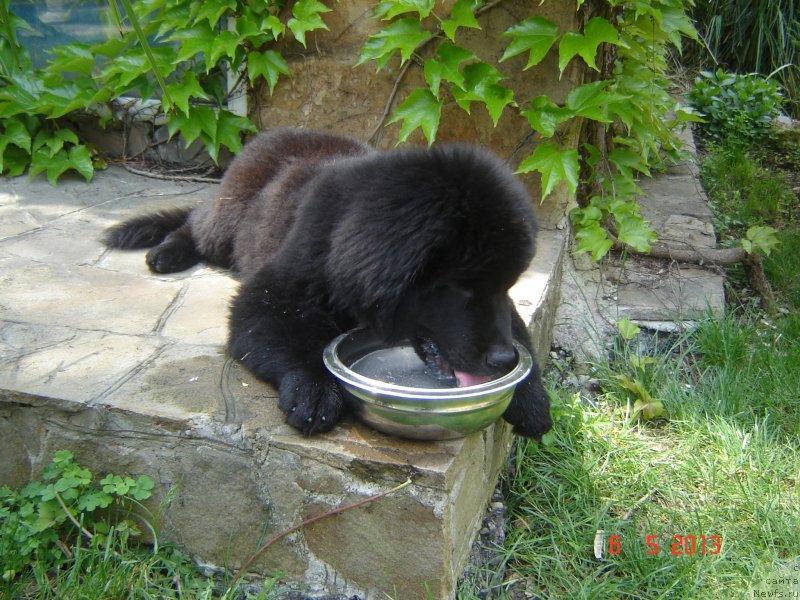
230, 478, 413, 588
608, 234, 777, 313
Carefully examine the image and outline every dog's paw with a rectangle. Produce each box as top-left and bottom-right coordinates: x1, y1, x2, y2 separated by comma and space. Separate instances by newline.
278, 372, 344, 435
146, 241, 200, 273
503, 374, 553, 440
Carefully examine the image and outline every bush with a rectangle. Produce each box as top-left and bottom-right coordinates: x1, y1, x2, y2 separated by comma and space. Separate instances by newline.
687, 70, 784, 144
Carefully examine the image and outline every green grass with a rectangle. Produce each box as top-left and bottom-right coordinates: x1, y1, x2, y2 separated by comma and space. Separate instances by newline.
464, 311, 800, 599
459, 135, 800, 598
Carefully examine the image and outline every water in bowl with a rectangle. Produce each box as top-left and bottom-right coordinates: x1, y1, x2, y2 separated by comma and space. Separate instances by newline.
349, 346, 456, 389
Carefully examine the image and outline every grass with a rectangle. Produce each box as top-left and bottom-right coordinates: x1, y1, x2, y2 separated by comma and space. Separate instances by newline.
458, 309, 800, 599
458, 128, 800, 598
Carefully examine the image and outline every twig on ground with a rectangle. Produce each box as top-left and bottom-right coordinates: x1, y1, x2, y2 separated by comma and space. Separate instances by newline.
230, 478, 413, 588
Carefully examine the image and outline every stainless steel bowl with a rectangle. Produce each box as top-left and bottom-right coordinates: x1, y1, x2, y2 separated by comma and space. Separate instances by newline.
323, 328, 532, 440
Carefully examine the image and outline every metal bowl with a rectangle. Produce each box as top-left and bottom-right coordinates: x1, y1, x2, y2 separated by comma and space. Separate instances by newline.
323, 328, 532, 440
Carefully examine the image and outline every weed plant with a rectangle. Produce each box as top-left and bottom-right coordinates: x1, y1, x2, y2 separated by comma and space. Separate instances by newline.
0, 452, 281, 600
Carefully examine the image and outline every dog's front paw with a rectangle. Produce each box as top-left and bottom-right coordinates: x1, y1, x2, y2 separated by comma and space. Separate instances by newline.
278, 372, 345, 435
502, 374, 553, 440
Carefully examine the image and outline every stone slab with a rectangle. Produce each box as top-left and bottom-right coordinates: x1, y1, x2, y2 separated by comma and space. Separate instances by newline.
0, 166, 565, 599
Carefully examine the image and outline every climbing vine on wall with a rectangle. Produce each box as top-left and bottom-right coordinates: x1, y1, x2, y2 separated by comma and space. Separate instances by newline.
0, 0, 700, 260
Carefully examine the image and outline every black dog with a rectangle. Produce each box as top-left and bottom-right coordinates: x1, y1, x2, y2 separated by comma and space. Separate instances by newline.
104, 129, 552, 438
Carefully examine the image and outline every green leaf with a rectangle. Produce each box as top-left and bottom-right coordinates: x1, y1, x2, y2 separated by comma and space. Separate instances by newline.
744, 225, 780, 256
451, 62, 514, 125
192, 0, 236, 27
616, 213, 656, 253
168, 104, 217, 147
209, 30, 242, 66
575, 222, 613, 261
68, 145, 94, 182
517, 141, 579, 199
166, 71, 209, 117
423, 42, 474, 97
358, 18, 432, 69
441, 0, 481, 41
47, 43, 95, 76
211, 109, 257, 160
0, 117, 31, 155
171, 23, 217, 67
565, 80, 613, 122
616, 318, 640, 340
633, 398, 665, 421
375, 0, 435, 20
521, 95, 573, 138
388, 88, 442, 145
247, 50, 290, 95
287, 0, 331, 48
501, 17, 559, 69
558, 16, 619, 73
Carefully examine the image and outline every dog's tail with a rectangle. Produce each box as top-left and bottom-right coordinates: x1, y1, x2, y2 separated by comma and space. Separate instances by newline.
102, 208, 192, 249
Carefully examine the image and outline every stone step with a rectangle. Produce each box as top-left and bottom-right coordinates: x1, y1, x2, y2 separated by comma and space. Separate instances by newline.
0, 167, 565, 599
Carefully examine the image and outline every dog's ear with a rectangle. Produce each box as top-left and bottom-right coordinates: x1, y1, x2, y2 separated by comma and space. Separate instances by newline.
324, 219, 441, 338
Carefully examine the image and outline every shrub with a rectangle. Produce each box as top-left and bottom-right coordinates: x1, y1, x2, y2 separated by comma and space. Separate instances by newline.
687, 70, 784, 144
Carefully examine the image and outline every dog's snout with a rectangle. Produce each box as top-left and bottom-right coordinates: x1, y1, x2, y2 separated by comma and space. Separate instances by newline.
486, 344, 516, 370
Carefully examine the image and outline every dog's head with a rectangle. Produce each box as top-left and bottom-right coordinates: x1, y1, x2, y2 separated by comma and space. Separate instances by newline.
324, 143, 536, 385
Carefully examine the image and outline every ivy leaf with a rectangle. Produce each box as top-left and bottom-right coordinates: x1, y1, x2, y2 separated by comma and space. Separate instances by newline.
0, 117, 32, 155
168, 104, 217, 147
517, 141, 579, 199
616, 213, 656, 253
501, 16, 559, 69
165, 71, 208, 116
260, 15, 286, 40
287, 0, 331, 48
609, 146, 651, 178
744, 225, 780, 256
423, 42, 474, 97
211, 109, 258, 159
575, 221, 613, 260
388, 88, 442, 145
47, 43, 95, 76
247, 50, 290, 95
375, 0, 435, 20
521, 95, 573, 137
558, 16, 619, 73
191, 0, 236, 27
565, 80, 613, 122
441, 0, 481, 41
451, 62, 514, 125
209, 30, 242, 67
68, 145, 94, 182
358, 18, 432, 69
29, 143, 92, 186
170, 23, 217, 67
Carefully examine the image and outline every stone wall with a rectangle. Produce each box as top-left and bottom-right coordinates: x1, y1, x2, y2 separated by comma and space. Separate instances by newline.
253, 0, 587, 227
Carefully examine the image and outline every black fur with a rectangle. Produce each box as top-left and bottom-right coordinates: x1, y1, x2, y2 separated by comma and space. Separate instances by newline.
104, 129, 552, 438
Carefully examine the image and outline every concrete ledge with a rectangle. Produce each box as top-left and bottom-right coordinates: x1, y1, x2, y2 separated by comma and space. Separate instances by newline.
0, 167, 564, 599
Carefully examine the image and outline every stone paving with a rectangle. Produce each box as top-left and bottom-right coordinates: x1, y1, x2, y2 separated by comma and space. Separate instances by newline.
553, 128, 726, 360
0, 167, 565, 600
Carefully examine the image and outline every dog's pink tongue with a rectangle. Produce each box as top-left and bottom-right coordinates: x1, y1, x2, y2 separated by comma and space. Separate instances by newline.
454, 371, 493, 387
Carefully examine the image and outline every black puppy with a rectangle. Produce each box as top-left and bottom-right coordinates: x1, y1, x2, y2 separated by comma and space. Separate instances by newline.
104, 129, 552, 438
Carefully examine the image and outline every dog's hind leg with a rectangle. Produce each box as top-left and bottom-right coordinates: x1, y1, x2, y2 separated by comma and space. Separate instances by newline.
103, 207, 202, 274
145, 223, 202, 273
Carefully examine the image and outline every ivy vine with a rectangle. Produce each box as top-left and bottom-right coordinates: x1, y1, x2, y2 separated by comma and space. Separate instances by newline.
0, 0, 702, 260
